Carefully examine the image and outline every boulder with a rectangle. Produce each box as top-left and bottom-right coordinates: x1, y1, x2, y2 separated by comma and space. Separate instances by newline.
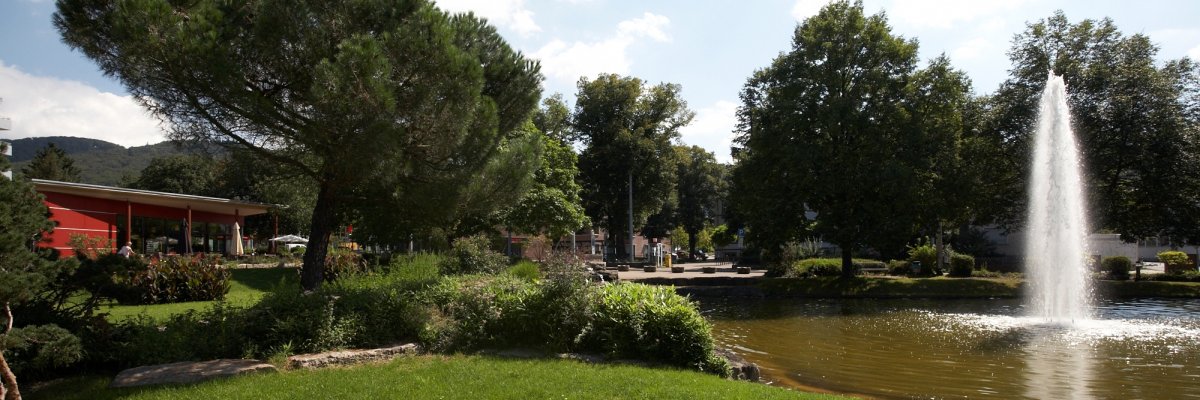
110, 359, 276, 388
716, 349, 761, 382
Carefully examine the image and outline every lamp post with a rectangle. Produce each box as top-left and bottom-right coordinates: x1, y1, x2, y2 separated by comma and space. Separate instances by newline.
628, 170, 634, 262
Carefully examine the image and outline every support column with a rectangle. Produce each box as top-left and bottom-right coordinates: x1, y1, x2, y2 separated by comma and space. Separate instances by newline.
186, 206, 193, 254
125, 201, 132, 244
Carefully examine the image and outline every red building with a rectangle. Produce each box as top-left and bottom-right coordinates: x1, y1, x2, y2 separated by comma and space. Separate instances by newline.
33, 179, 271, 257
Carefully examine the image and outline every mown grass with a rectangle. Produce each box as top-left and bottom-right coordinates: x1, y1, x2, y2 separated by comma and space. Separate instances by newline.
100, 267, 297, 321
27, 355, 843, 400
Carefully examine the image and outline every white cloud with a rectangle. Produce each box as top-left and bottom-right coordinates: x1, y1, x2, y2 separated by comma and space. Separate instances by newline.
890, 0, 1029, 29
1190, 44, 1200, 60
951, 37, 991, 61
533, 12, 672, 84
0, 62, 165, 148
791, 0, 832, 22
435, 0, 541, 36
679, 100, 738, 164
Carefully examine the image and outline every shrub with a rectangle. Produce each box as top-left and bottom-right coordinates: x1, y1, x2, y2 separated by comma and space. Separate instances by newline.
387, 252, 443, 286
100, 254, 231, 304
1146, 270, 1200, 282
1101, 256, 1132, 281
1158, 251, 1193, 273
948, 253, 975, 278
852, 259, 886, 274
323, 249, 366, 283
907, 240, 938, 275
584, 283, 729, 375
780, 238, 823, 264
440, 234, 507, 275
506, 260, 541, 282
887, 260, 909, 276
96, 256, 730, 377
787, 258, 842, 278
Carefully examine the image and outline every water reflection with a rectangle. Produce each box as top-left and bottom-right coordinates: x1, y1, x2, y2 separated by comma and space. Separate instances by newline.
1023, 324, 1095, 400
704, 298, 1200, 399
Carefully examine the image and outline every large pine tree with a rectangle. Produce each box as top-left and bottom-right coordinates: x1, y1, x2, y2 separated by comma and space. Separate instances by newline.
56, 0, 543, 291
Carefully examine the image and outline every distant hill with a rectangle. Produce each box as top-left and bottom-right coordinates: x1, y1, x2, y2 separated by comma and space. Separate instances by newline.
7, 136, 215, 186
9, 136, 123, 162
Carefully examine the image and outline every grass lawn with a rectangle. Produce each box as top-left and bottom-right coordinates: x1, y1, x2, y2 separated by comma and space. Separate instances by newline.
27, 355, 845, 400
100, 267, 298, 321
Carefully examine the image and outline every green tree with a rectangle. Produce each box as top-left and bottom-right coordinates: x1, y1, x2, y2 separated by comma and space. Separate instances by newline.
127, 155, 222, 196
0, 156, 82, 400
732, 1, 933, 275
674, 145, 722, 260
56, 0, 542, 291
501, 106, 589, 241
994, 11, 1200, 243
534, 93, 573, 144
574, 74, 692, 260
19, 143, 81, 182
904, 56, 977, 267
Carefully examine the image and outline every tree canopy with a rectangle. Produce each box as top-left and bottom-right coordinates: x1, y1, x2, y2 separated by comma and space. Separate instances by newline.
20, 143, 81, 182
990, 11, 1200, 243
731, 0, 974, 273
499, 101, 589, 241
574, 74, 692, 260
673, 145, 723, 259
56, 0, 543, 291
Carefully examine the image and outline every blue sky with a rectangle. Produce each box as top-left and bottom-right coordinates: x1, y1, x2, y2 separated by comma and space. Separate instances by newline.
2, 0, 1199, 162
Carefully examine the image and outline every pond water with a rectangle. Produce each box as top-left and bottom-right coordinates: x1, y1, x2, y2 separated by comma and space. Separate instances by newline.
703, 298, 1200, 399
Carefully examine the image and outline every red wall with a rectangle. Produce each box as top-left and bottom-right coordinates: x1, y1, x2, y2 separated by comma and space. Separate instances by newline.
40, 192, 244, 256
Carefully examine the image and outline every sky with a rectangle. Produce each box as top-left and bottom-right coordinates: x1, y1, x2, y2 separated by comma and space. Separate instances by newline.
2, 1, 1199, 163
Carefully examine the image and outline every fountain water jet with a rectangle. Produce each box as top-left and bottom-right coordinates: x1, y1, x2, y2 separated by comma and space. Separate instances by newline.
1026, 73, 1092, 322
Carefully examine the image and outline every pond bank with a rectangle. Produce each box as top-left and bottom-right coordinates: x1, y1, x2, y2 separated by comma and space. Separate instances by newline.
634, 274, 1200, 299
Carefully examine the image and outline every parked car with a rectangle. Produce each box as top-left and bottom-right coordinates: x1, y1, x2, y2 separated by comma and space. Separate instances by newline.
692, 250, 708, 261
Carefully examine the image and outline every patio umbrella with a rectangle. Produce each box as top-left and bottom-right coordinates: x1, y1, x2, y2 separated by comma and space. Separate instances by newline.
269, 234, 309, 244
232, 222, 244, 256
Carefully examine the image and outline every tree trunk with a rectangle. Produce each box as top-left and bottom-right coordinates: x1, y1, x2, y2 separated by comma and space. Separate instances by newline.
687, 228, 698, 261
840, 245, 854, 278
1, 303, 21, 400
936, 221, 946, 273
300, 182, 339, 292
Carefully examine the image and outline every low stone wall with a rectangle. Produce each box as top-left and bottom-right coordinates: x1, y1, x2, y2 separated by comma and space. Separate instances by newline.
287, 343, 422, 369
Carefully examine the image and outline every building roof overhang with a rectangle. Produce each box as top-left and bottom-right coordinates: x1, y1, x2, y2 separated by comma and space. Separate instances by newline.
32, 179, 272, 217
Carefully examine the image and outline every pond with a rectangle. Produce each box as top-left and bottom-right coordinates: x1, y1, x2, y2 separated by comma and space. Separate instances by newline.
703, 297, 1200, 399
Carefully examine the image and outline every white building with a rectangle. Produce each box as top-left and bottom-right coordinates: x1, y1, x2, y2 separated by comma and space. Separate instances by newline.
1, 98, 10, 180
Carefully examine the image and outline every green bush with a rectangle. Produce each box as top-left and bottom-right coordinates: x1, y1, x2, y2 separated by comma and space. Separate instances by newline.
584, 283, 729, 375
853, 259, 886, 273
440, 234, 508, 275
786, 258, 842, 278
323, 249, 366, 283
907, 240, 939, 276
782, 258, 884, 278
887, 260, 910, 276
97, 256, 729, 376
1101, 256, 1132, 280
1146, 270, 1200, 282
1158, 250, 1193, 273
948, 253, 975, 278
507, 260, 541, 282
98, 254, 231, 305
